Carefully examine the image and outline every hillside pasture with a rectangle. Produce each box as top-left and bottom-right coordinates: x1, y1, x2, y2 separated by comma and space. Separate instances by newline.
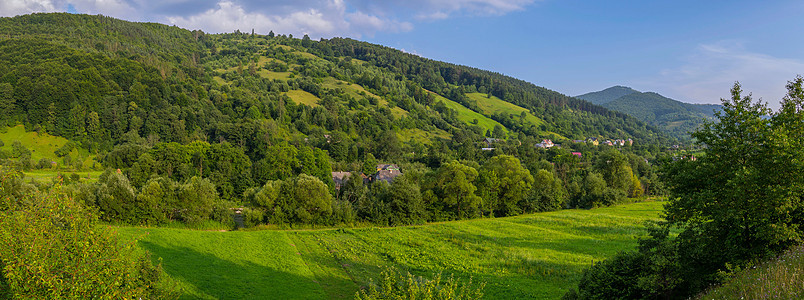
429, 91, 507, 134
467, 92, 546, 128
120, 201, 666, 299
0, 125, 98, 170
285, 90, 322, 107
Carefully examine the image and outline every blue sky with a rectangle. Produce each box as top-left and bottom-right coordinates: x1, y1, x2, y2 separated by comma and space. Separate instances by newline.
3, 0, 803, 109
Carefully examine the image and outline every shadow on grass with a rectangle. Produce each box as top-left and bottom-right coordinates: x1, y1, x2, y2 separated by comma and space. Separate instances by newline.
139, 241, 331, 300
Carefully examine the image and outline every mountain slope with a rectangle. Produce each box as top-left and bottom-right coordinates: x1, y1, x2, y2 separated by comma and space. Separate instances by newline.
575, 86, 639, 105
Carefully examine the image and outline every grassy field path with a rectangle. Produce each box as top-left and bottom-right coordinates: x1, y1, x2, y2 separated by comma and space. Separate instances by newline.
119, 201, 665, 299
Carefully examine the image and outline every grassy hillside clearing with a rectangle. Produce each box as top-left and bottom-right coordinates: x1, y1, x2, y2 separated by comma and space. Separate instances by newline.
467, 92, 545, 128
119, 201, 665, 299
0, 125, 98, 169
397, 128, 451, 145
319, 77, 408, 118
285, 90, 322, 107
429, 91, 507, 134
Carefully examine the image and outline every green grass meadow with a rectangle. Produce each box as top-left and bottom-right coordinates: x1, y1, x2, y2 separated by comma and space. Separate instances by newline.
119, 201, 666, 299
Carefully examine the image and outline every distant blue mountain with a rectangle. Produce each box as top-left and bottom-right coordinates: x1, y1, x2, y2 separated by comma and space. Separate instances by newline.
576, 87, 722, 140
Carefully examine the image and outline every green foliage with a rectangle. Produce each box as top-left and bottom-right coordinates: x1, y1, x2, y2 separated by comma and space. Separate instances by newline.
433, 160, 482, 219
525, 169, 567, 212
478, 155, 534, 216
0, 170, 177, 299
572, 251, 652, 300
663, 81, 803, 290
355, 268, 485, 300
362, 153, 378, 176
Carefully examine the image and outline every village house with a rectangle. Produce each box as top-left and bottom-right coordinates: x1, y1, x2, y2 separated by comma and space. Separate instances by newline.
571, 152, 582, 158
535, 139, 554, 148
372, 164, 402, 184
331, 171, 352, 190
332, 164, 403, 188
482, 137, 501, 147
587, 137, 599, 146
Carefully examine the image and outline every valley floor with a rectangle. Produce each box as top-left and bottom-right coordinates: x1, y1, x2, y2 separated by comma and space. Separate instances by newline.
118, 201, 665, 299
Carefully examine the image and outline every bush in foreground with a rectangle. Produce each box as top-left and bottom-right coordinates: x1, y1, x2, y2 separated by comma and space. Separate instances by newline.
0, 170, 178, 299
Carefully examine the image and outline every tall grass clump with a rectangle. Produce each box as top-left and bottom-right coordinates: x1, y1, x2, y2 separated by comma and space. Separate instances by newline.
699, 244, 804, 300
356, 268, 485, 300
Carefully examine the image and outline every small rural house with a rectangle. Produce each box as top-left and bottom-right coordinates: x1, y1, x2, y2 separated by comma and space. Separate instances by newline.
331, 171, 352, 190
372, 164, 402, 184
535, 139, 555, 148
482, 137, 501, 147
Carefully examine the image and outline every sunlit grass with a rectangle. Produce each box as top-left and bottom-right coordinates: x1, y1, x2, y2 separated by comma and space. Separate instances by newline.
0, 125, 99, 169
698, 244, 804, 300
285, 90, 321, 107
120, 200, 666, 299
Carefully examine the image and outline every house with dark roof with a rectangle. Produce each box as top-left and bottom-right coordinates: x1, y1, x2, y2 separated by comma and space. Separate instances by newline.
482, 137, 501, 147
331, 171, 353, 190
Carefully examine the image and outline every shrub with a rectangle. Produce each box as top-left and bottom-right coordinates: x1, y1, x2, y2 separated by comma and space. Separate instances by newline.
573, 251, 652, 300
243, 207, 264, 227
36, 157, 52, 169
0, 172, 178, 299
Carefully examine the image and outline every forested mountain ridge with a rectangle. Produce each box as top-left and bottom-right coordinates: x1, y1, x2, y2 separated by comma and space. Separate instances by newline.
0, 13, 666, 148
577, 86, 722, 140
575, 86, 639, 105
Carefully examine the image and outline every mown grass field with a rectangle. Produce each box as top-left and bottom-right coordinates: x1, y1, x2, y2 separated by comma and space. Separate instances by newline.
119, 201, 666, 299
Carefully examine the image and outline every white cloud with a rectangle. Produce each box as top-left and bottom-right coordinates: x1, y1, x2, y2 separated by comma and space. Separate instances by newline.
0, 0, 534, 39
0, 0, 59, 17
69, 0, 136, 19
163, 1, 412, 39
651, 41, 804, 109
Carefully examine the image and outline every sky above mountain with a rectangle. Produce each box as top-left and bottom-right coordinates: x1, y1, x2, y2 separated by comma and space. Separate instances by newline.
3, 0, 803, 109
